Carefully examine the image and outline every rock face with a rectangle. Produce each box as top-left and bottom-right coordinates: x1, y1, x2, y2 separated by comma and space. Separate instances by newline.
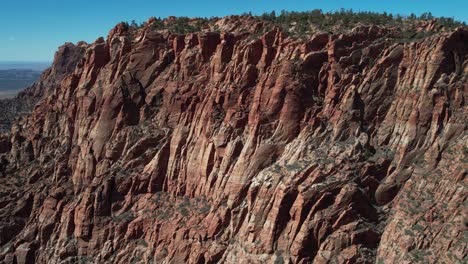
0, 16, 467, 263
0, 42, 86, 132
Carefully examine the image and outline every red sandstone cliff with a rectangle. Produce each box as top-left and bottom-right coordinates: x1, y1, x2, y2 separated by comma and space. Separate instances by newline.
0, 16, 466, 263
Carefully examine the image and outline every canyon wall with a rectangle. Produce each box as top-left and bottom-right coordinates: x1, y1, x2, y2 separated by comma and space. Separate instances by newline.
0, 16, 466, 263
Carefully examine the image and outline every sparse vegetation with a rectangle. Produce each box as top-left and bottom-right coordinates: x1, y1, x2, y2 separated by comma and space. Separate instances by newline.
177, 201, 190, 217
256, 9, 465, 35
198, 204, 211, 214
274, 255, 285, 264
148, 17, 210, 34
412, 224, 425, 231
120, 9, 465, 40
136, 239, 148, 247
130, 256, 142, 264
177, 206, 189, 217
112, 211, 135, 222
284, 162, 304, 171
362, 147, 375, 160
212, 104, 225, 121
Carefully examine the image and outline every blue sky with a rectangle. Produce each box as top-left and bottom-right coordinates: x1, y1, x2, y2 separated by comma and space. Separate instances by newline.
1, 0, 466, 62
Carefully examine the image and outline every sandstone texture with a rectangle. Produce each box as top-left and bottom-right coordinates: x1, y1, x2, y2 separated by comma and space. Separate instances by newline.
0, 16, 467, 263
0, 42, 86, 132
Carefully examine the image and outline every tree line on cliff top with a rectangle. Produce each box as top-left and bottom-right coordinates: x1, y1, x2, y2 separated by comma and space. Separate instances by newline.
122, 9, 465, 36
257, 9, 464, 30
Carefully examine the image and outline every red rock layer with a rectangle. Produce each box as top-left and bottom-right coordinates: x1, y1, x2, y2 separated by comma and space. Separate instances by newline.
0, 17, 466, 263
0, 42, 86, 132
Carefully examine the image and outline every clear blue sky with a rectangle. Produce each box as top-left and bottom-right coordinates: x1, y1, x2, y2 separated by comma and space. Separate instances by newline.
1, 0, 466, 62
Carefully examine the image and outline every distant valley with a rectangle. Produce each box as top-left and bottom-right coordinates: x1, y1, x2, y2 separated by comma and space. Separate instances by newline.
0, 62, 49, 98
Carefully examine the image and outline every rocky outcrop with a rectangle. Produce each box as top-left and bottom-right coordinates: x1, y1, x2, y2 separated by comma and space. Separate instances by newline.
0, 16, 466, 263
0, 42, 86, 132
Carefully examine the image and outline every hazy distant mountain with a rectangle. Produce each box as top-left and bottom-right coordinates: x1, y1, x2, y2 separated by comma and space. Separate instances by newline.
0, 61, 50, 71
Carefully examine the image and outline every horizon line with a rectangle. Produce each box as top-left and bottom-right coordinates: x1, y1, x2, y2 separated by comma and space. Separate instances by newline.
0, 61, 52, 63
